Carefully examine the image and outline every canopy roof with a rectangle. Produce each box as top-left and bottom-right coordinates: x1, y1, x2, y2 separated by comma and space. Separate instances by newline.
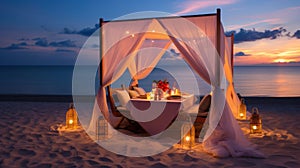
87, 9, 263, 158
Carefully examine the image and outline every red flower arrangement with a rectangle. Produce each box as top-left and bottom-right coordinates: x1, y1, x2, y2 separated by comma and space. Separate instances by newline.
153, 79, 170, 92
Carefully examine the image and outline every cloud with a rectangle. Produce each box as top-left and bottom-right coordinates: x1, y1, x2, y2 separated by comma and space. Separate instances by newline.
175, 0, 237, 15
34, 38, 48, 47
2, 37, 78, 51
32, 38, 77, 48
170, 48, 180, 56
226, 27, 287, 44
62, 24, 99, 36
18, 38, 30, 41
162, 48, 182, 61
49, 40, 76, 48
227, 18, 280, 31
1, 42, 28, 50
55, 49, 76, 53
234, 51, 251, 56
292, 30, 300, 39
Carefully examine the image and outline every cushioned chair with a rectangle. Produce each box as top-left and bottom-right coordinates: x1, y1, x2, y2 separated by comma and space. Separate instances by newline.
107, 86, 144, 131
184, 94, 211, 138
107, 86, 131, 128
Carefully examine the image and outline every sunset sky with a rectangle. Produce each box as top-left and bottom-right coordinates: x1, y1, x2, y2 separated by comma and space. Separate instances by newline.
0, 0, 299, 66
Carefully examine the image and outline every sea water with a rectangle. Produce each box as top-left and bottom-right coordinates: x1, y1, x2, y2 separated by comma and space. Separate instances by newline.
0, 65, 299, 97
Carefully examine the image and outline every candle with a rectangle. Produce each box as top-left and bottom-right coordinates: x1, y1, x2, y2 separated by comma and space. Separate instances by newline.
253, 125, 257, 130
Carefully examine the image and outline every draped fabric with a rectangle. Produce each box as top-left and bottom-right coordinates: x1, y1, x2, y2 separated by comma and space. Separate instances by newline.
200, 25, 264, 157
88, 19, 152, 131
157, 17, 265, 158
157, 17, 225, 143
89, 13, 264, 158
158, 17, 213, 84
128, 39, 172, 86
203, 103, 264, 158
224, 35, 241, 118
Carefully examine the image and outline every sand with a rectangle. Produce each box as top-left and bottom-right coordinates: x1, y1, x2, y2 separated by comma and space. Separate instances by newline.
0, 97, 299, 168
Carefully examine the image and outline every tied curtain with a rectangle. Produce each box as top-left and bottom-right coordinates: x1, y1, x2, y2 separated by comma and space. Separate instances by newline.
90, 15, 264, 158
158, 17, 263, 158
88, 19, 171, 131
88, 19, 152, 130
223, 33, 241, 119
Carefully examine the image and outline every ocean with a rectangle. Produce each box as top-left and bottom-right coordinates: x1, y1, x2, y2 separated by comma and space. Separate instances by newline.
0, 66, 299, 97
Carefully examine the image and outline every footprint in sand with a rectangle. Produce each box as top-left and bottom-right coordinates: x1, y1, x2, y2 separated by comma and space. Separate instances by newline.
233, 160, 256, 167
270, 154, 296, 160
149, 162, 168, 168
98, 157, 113, 163
87, 160, 100, 166
284, 161, 299, 168
18, 149, 36, 156
60, 150, 71, 157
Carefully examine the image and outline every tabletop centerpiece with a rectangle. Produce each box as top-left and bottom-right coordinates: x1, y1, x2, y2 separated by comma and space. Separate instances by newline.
152, 79, 170, 100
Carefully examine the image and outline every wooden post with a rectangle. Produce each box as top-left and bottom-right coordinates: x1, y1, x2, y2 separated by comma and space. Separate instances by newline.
230, 33, 234, 77
99, 18, 104, 85
215, 8, 221, 87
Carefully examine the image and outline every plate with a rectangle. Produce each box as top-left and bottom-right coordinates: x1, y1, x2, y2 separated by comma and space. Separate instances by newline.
167, 95, 182, 100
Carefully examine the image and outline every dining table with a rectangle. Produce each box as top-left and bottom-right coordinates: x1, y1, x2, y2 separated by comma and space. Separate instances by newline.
126, 93, 195, 135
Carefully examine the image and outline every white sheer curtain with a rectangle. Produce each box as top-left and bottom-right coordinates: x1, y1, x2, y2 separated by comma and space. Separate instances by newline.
159, 16, 264, 158
224, 34, 241, 118
87, 19, 152, 132
200, 26, 264, 157
158, 16, 225, 141
128, 39, 171, 86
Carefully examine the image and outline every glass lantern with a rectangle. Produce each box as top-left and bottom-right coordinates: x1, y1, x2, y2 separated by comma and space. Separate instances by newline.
238, 98, 247, 120
66, 103, 78, 129
181, 122, 195, 149
249, 107, 262, 134
96, 115, 109, 141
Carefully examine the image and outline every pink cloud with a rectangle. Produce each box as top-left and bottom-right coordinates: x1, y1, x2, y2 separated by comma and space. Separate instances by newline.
175, 0, 237, 15
227, 6, 300, 31
227, 18, 281, 30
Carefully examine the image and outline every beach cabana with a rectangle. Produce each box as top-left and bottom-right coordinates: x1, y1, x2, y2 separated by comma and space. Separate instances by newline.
90, 9, 263, 157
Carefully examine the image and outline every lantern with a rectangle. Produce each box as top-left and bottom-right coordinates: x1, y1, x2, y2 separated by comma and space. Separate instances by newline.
66, 103, 78, 129
96, 115, 109, 141
238, 98, 247, 120
249, 107, 262, 134
181, 122, 195, 149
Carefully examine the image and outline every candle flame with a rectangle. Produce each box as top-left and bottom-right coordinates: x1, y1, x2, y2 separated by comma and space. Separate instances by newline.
185, 136, 190, 141
69, 119, 74, 124
252, 125, 257, 130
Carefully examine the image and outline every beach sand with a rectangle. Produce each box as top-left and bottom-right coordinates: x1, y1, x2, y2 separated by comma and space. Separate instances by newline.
0, 97, 299, 168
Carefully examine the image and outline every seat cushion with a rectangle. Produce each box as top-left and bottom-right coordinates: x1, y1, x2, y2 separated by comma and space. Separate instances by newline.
128, 90, 140, 98
133, 87, 146, 95
115, 89, 130, 107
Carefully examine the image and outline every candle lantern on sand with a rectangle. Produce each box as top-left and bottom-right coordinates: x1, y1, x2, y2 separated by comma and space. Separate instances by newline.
66, 103, 78, 129
96, 115, 109, 140
181, 122, 195, 149
238, 98, 247, 120
249, 107, 262, 134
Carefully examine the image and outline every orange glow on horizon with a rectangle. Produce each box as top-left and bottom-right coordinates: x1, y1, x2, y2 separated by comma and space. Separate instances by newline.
234, 37, 300, 65
273, 59, 290, 63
